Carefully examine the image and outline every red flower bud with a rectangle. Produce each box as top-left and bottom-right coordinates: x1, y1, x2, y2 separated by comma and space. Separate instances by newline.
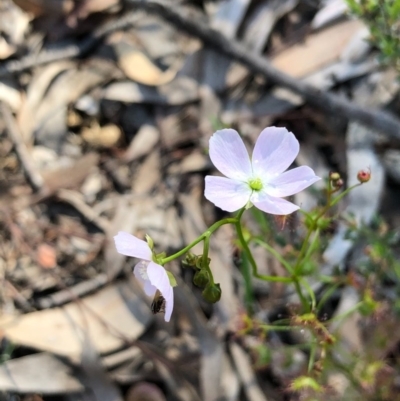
357, 169, 371, 183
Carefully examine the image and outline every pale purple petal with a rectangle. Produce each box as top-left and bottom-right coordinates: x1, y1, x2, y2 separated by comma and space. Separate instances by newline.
265, 166, 321, 197
133, 261, 157, 296
163, 286, 174, 322
251, 191, 299, 215
209, 129, 252, 181
205, 176, 251, 212
252, 127, 299, 178
147, 262, 174, 322
114, 231, 152, 260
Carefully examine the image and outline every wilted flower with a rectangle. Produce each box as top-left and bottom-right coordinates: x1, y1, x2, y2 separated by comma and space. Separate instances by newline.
205, 127, 320, 215
114, 231, 174, 322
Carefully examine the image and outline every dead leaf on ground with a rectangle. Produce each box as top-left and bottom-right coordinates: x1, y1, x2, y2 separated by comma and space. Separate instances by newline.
102, 76, 199, 105
0, 282, 151, 361
117, 48, 177, 86
0, 353, 84, 394
81, 123, 122, 148
271, 19, 366, 78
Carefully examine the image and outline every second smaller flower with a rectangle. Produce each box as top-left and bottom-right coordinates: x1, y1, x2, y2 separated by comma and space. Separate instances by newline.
114, 231, 174, 322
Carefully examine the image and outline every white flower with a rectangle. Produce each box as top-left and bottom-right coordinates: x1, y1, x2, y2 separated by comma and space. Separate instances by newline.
205, 127, 321, 215
114, 231, 174, 322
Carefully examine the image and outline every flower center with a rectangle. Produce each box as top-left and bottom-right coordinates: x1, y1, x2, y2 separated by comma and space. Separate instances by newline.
248, 177, 263, 191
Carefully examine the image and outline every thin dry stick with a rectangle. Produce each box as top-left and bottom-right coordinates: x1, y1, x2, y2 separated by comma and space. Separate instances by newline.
0, 101, 46, 192
0, 11, 143, 77
129, 0, 400, 140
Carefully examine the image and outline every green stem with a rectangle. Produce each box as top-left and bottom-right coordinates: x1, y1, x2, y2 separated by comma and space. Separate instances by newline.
293, 278, 309, 311
253, 237, 294, 275
308, 339, 317, 373
329, 183, 361, 208
201, 235, 214, 284
235, 209, 293, 283
160, 217, 238, 264
259, 324, 294, 332
303, 229, 320, 263
327, 302, 363, 324
317, 282, 342, 312
300, 278, 316, 311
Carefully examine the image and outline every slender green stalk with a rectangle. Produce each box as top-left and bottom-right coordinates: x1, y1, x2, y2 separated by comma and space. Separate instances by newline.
235, 211, 293, 283
293, 278, 309, 311
160, 217, 237, 264
300, 278, 316, 311
303, 229, 320, 263
254, 237, 294, 275
308, 340, 317, 373
327, 302, 363, 324
240, 251, 255, 315
260, 324, 296, 331
317, 282, 342, 312
201, 235, 214, 284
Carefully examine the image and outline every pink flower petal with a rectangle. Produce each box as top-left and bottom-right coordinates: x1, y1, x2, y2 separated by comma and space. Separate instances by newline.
133, 261, 157, 296
205, 176, 252, 212
147, 262, 174, 322
265, 166, 321, 197
252, 127, 299, 178
251, 192, 299, 215
114, 231, 152, 260
164, 287, 174, 322
209, 129, 252, 181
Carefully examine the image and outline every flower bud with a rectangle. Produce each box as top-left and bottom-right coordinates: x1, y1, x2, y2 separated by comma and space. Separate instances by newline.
329, 171, 341, 182
182, 253, 198, 267
333, 178, 343, 189
202, 283, 221, 303
193, 269, 210, 288
357, 168, 371, 183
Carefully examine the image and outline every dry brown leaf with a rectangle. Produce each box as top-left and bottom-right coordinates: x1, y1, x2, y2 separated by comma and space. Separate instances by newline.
80, 334, 124, 401
123, 124, 160, 162
271, 19, 365, 78
230, 343, 269, 401
17, 61, 74, 143
0, 0, 30, 58
0, 282, 151, 361
81, 123, 122, 148
118, 50, 176, 86
42, 153, 99, 193
102, 76, 199, 105
12, 0, 73, 17
131, 150, 160, 195
0, 79, 22, 111
0, 353, 84, 394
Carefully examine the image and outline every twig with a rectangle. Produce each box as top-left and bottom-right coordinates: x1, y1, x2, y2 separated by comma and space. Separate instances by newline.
0, 101, 46, 192
56, 189, 111, 233
36, 273, 109, 309
128, 0, 400, 140
0, 11, 143, 77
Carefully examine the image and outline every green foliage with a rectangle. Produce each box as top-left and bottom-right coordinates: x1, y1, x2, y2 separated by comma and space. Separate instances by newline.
346, 0, 400, 69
